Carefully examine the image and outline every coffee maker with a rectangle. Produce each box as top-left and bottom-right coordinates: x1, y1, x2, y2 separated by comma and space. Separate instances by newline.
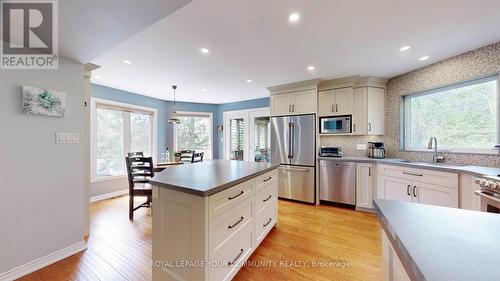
368, 142, 385, 159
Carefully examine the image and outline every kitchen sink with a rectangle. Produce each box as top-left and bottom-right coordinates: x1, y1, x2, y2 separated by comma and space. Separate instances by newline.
396, 160, 466, 168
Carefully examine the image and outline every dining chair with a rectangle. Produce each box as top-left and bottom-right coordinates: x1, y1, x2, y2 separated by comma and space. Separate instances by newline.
192, 152, 204, 163
179, 150, 195, 163
127, 152, 144, 157
125, 156, 154, 220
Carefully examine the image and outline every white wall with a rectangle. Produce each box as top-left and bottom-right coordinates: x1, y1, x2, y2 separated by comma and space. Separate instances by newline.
0, 58, 86, 276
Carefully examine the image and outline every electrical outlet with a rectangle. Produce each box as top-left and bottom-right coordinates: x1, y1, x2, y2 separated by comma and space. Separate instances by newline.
56, 133, 80, 144
356, 144, 367, 150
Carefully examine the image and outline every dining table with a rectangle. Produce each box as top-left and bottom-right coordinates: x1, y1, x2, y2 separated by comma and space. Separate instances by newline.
154, 161, 183, 172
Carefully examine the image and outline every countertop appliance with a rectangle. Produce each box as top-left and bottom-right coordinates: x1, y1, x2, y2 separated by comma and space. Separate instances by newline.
271, 114, 316, 204
368, 142, 385, 159
474, 175, 500, 213
319, 146, 342, 157
320, 115, 351, 134
319, 160, 356, 206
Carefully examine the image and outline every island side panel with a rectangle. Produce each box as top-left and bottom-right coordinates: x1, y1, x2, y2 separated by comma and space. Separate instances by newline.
152, 185, 209, 281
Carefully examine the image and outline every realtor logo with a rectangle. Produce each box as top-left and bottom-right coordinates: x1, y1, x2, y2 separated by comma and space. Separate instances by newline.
1, 0, 58, 69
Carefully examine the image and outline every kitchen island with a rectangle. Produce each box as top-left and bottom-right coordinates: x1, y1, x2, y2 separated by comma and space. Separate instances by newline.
375, 199, 500, 281
149, 160, 279, 281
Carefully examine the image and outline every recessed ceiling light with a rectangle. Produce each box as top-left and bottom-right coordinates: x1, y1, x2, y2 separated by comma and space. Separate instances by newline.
200, 48, 209, 54
123, 60, 132, 64
400, 46, 411, 51
307, 66, 315, 71
289, 13, 300, 23
246, 79, 252, 83
419, 56, 429, 61
94, 75, 102, 79
201, 89, 207, 92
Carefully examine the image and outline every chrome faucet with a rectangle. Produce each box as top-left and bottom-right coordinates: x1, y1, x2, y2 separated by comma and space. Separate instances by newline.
427, 137, 444, 163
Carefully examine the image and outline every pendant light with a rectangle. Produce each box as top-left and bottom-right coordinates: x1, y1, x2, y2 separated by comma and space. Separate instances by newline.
168, 85, 181, 124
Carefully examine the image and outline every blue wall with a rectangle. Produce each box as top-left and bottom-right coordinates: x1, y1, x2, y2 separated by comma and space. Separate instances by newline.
91, 84, 218, 159
215, 98, 270, 159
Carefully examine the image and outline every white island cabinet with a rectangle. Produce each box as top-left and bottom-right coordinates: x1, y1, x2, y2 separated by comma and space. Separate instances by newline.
150, 160, 278, 281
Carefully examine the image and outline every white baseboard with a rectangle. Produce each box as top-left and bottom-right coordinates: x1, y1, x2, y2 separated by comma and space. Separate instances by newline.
90, 189, 129, 203
0, 241, 87, 281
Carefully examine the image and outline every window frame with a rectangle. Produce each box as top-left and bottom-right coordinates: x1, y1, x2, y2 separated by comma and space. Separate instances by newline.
172, 111, 214, 160
402, 74, 500, 154
90, 98, 157, 182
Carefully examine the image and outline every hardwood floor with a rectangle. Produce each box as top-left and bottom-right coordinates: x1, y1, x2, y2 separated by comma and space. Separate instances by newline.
19, 196, 381, 281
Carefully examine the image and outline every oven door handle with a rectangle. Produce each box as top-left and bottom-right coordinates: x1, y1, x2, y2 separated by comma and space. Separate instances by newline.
475, 190, 500, 204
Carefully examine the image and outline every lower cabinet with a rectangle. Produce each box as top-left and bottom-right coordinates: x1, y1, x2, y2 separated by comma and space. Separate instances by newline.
356, 163, 374, 209
381, 230, 411, 281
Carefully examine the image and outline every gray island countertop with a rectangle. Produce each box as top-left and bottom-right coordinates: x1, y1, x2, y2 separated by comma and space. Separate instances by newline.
374, 199, 500, 281
149, 160, 279, 196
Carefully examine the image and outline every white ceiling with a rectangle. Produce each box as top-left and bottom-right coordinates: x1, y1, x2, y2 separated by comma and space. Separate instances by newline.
91, 0, 500, 104
59, 0, 192, 63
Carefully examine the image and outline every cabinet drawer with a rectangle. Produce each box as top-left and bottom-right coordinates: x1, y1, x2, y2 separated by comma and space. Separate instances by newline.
209, 198, 253, 252
209, 221, 253, 281
255, 182, 277, 215
378, 164, 458, 188
255, 199, 277, 246
254, 170, 277, 192
209, 181, 254, 220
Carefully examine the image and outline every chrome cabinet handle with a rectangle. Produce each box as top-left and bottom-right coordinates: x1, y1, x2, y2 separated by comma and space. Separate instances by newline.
263, 195, 272, 202
413, 186, 417, 197
263, 176, 272, 182
228, 190, 244, 200
336, 104, 339, 112
263, 218, 272, 227
403, 172, 423, 177
407, 185, 411, 196
353, 123, 356, 132
368, 123, 372, 131
292, 104, 295, 112
288, 105, 291, 113
228, 249, 244, 265
331, 104, 334, 112
228, 216, 244, 229
368, 167, 371, 177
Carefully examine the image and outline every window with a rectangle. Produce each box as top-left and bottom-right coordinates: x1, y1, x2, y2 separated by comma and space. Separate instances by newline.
404, 75, 499, 153
174, 112, 213, 159
92, 98, 156, 180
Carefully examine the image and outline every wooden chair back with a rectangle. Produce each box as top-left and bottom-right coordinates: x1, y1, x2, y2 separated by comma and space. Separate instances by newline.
192, 152, 204, 163
179, 150, 195, 163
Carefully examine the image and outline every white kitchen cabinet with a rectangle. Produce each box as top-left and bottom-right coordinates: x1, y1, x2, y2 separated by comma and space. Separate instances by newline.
318, 87, 353, 116
414, 182, 458, 208
356, 163, 374, 209
381, 231, 411, 281
381, 176, 413, 203
352, 87, 384, 135
270, 89, 317, 116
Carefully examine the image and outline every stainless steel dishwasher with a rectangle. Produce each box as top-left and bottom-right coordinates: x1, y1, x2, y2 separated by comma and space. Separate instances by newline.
319, 160, 356, 206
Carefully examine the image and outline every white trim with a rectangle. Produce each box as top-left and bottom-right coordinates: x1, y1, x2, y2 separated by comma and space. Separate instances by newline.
0, 241, 87, 281
90, 97, 158, 182
90, 189, 129, 203
404, 147, 499, 155
91, 174, 127, 183
172, 111, 214, 159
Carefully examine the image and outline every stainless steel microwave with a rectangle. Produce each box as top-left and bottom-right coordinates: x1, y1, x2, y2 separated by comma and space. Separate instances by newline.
320, 115, 352, 134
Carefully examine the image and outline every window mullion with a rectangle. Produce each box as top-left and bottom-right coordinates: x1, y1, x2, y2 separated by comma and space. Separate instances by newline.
124, 112, 131, 157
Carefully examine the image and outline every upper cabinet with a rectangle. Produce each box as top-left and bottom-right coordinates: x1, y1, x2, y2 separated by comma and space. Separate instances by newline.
318, 87, 353, 116
268, 80, 320, 116
352, 87, 385, 135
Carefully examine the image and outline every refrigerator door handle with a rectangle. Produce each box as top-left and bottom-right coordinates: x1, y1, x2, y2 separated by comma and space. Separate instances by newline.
287, 122, 292, 159
290, 122, 295, 159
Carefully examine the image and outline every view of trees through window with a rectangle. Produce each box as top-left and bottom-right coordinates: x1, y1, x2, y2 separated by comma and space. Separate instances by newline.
175, 114, 212, 159
95, 107, 153, 177
406, 77, 498, 151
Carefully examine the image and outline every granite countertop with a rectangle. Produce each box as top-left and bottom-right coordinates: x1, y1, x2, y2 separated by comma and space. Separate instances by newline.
317, 156, 500, 177
374, 199, 500, 281
149, 160, 279, 196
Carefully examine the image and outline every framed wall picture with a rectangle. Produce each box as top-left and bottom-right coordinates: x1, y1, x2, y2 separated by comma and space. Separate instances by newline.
22, 85, 66, 117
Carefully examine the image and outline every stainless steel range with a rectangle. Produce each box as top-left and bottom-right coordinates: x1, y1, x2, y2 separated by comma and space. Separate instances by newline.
475, 175, 500, 213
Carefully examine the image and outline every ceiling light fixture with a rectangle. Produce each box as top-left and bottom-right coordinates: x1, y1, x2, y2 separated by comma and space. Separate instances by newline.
200, 48, 209, 54
246, 79, 252, 83
307, 66, 315, 71
289, 13, 300, 23
94, 75, 102, 79
123, 60, 132, 64
400, 46, 411, 51
419, 56, 429, 61
201, 89, 207, 92
168, 85, 181, 124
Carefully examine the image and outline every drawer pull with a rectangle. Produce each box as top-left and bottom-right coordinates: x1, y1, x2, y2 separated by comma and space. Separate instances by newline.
228, 216, 244, 229
403, 172, 423, 177
263, 218, 272, 227
228, 190, 244, 200
263, 176, 272, 182
263, 195, 272, 202
228, 249, 244, 265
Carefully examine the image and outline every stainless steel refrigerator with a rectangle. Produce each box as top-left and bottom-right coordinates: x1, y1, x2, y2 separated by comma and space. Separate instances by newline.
271, 114, 315, 203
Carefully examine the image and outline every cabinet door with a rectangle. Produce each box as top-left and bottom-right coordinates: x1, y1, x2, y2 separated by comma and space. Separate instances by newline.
356, 163, 373, 209
270, 94, 292, 116
414, 182, 458, 208
333, 87, 354, 115
367, 87, 384, 135
318, 90, 334, 116
382, 176, 412, 202
293, 89, 317, 114
352, 88, 367, 135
